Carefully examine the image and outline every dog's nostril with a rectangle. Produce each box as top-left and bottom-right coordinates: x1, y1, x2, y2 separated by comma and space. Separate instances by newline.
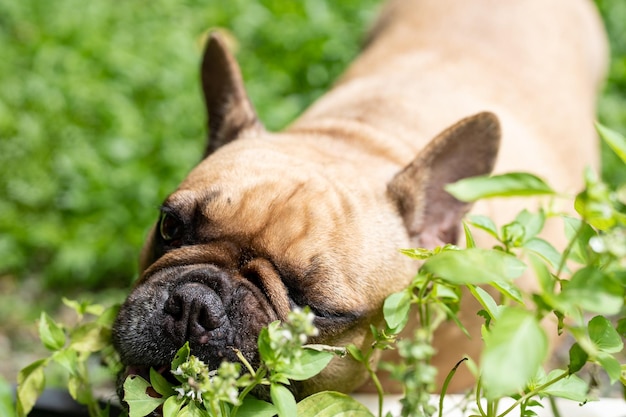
164, 282, 226, 334
198, 305, 222, 330
164, 294, 184, 320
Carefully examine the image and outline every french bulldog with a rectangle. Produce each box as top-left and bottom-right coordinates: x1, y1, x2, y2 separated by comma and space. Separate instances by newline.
112, 0, 607, 401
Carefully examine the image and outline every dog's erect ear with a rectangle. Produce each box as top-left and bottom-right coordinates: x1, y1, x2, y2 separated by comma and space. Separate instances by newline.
388, 112, 501, 249
201, 32, 264, 156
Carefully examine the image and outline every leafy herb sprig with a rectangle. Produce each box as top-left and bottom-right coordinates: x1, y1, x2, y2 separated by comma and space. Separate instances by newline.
14, 125, 626, 417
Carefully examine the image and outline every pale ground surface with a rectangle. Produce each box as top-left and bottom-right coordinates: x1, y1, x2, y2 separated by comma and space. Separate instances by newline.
352, 394, 626, 417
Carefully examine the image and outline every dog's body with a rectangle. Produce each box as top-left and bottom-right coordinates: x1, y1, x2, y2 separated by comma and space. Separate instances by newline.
112, 0, 607, 400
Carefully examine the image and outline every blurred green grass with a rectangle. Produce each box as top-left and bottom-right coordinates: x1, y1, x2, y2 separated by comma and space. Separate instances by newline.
596, 0, 626, 186
0, 0, 378, 291
0, 0, 624, 390
0, 1, 624, 294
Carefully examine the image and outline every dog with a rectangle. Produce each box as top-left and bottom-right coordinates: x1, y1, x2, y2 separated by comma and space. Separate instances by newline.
112, 0, 607, 400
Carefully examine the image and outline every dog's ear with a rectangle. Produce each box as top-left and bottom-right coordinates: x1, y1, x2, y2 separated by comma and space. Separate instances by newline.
388, 112, 500, 249
201, 32, 264, 156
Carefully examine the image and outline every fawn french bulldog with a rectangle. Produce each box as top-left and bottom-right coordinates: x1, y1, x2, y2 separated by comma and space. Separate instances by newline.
113, 0, 607, 400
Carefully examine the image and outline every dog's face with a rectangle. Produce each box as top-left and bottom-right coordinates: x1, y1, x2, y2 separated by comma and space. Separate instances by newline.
112, 136, 415, 397
112, 33, 500, 399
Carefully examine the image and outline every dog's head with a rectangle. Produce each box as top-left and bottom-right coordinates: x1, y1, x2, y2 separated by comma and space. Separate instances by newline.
112, 33, 500, 399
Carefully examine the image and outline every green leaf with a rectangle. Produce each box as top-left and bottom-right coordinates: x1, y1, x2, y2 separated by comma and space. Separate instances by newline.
597, 123, 626, 165
481, 308, 548, 399
16, 359, 47, 417
177, 401, 205, 417
383, 290, 411, 332
38, 312, 66, 351
85, 303, 106, 317
0, 376, 16, 417
468, 285, 502, 322
258, 322, 281, 364
51, 348, 78, 375
346, 344, 364, 362
296, 391, 375, 417
236, 396, 278, 417
523, 238, 562, 271
575, 189, 616, 231
489, 280, 523, 304
525, 399, 543, 408
597, 352, 622, 383
568, 343, 588, 374
69, 322, 110, 352
162, 395, 183, 417
433, 283, 460, 301
62, 298, 107, 318
123, 375, 165, 417
540, 370, 589, 402
463, 221, 477, 248
561, 216, 596, 264
467, 215, 499, 239
150, 367, 175, 397
527, 254, 555, 296
588, 315, 624, 353
96, 304, 121, 327
558, 267, 623, 315
515, 209, 545, 242
68, 373, 91, 404
62, 298, 91, 318
399, 247, 440, 260
438, 301, 470, 337
283, 349, 334, 381
502, 221, 525, 247
422, 248, 526, 284
171, 342, 191, 371
270, 383, 297, 417
616, 318, 626, 338
445, 172, 555, 202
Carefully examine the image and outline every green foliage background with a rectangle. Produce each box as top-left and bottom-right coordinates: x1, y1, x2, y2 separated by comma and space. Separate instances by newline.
0, 0, 378, 290
0, 0, 624, 292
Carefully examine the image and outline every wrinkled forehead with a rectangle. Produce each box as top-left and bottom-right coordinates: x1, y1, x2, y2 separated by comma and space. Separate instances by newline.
165, 153, 353, 250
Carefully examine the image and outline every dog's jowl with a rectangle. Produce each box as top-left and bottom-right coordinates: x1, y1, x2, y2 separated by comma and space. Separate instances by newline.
112, 0, 608, 401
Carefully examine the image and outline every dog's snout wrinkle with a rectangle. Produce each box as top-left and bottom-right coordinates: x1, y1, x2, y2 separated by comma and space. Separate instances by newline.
240, 258, 291, 320
164, 282, 227, 344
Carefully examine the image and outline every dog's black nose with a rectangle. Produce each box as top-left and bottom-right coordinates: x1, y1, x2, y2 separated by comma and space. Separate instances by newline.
164, 282, 226, 341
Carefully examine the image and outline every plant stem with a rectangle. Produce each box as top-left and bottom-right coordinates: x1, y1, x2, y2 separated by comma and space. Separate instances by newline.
230, 349, 269, 417
209, 399, 220, 417
220, 401, 229, 417
230, 368, 267, 417
234, 349, 256, 377
548, 395, 562, 417
363, 351, 385, 417
490, 399, 499, 417
76, 358, 100, 417
475, 379, 488, 417
438, 358, 468, 417
556, 221, 584, 277
416, 277, 432, 334
495, 370, 568, 417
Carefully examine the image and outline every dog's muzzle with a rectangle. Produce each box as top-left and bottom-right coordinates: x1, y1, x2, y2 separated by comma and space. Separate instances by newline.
111, 263, 278, 393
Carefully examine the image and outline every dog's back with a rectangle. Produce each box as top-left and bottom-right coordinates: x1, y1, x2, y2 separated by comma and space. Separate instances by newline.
292, 0, 609, 392
294, 0, 607, 197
